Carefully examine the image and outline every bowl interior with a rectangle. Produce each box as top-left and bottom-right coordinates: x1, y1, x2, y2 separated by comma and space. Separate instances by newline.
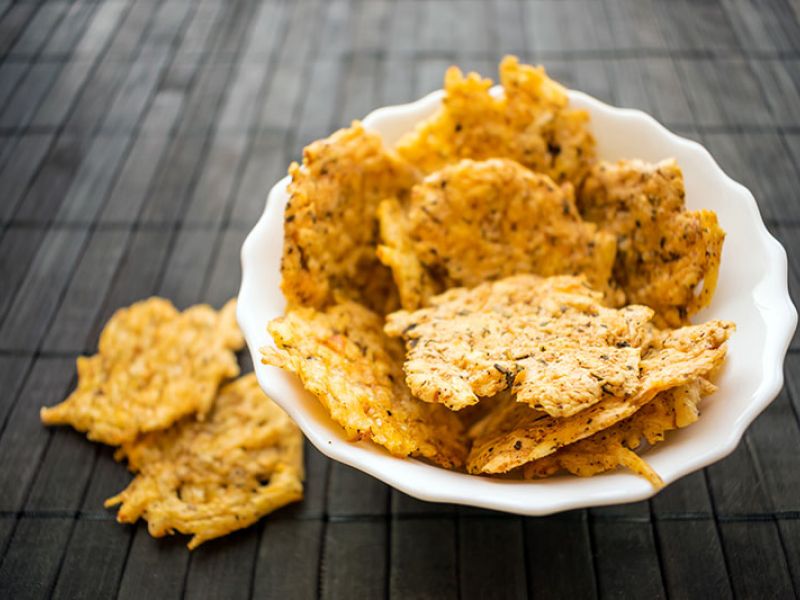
237, 88, 796, 514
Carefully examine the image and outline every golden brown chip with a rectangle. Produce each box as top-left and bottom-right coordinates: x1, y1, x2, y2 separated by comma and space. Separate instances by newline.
105, 374, 303, 549
281, 122, 419, 313
466, 319, 732, 474
377, 158, 620, 309
40, 298, 243, 445
385, 275, 653, 415
375, 197, 439, 311
523, 378, 715, 487
579, 159, 725, 327
395, 55, 596, 185
262, 301, 467, 468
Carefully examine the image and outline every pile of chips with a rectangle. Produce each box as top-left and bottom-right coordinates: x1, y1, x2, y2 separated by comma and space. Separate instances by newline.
264, 56, 732, 487
41, 299, 303, 548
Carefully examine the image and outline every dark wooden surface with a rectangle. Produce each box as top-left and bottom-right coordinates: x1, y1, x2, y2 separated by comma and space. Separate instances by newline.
0, 0, 799, 598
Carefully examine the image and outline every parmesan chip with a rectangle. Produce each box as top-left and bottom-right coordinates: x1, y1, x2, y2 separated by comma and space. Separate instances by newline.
523, 379, 715, 486
385, 275, 653, 415
579, 159, 725, 327
396, 55, 596, 185
262, 301, 467, 468
377, 158, 620, 310
467, 319, 732, 474
281, 122, 419, 313
41, 298, 243, 445
106, 374, 303, 549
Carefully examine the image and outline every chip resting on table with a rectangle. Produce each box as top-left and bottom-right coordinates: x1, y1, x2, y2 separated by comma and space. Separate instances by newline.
40, 298, 243, 445
106, 374, 303, 549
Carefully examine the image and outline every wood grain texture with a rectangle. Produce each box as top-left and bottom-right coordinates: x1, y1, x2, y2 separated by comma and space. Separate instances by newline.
0, 0, 798, 597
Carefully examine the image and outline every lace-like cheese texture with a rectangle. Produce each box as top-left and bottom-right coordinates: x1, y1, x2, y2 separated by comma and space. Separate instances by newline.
106, 375, 303, 549
281, 122, 419, 314
263, 301, 468, 468
396, 56, 596, 185
385, 275, 654, 415
467, 319, 732, 474
377, 158, 619, 310
41, 298, 243, 445
579, 159, 725, 327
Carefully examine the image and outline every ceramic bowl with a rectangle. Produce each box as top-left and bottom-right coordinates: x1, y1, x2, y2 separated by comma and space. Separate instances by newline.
237, 87, 797, 514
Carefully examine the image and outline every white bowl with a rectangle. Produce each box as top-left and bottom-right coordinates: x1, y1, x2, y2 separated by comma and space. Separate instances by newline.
238, 88, 797, 514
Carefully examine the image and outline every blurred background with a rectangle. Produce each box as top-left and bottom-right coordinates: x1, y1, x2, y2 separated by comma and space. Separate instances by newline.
0, 1, 799, 598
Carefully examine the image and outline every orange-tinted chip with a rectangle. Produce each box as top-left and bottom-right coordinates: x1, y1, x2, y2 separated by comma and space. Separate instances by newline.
579, 159, 725, 327
467, 319, 732, 474
281, 122, 419, 313
106, 374, 303, 549
377, 158, 620, 309
41, 298, 243, 445
263, 301, 467, 468
396, 55, 596, 185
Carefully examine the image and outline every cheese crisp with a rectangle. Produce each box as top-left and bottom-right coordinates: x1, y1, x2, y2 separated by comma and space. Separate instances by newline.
263, 55, 734, 488
106, 375, 303, 549
41, 298, 243, 445
579, 159, 725, 327
262, 301, 467, 468
396, 56, 596, 185
377, 158, 619, 309
281, 122, 419, 313
523, 379, 714, 486
467, 319, 732, 474
385, 275, 653, 415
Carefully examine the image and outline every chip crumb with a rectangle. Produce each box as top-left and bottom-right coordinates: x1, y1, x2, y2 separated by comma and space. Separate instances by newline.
40, 298, 243, 445
106, 374, 303, 549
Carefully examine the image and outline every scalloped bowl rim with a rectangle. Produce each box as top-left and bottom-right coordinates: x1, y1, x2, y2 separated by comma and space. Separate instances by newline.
238, 87, 797, 515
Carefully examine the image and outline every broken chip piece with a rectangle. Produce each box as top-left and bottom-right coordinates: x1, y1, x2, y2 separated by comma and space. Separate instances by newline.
523, 378, 715, 487
280, 122, 419, 313
385, 274, 654, 415
579, 158, 725, 327
466, 319, 732, 474
396, 55, 596, 185
377, 158, 620, 310
106, 374, 303, 549
262, 300, 467, 468
40, 298, 243, 445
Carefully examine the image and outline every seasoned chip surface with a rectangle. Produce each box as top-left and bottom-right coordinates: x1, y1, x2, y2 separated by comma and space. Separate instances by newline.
40, 298, 243, 445
280, 122, 419, 313
579, 159, 725, 327
106, 374, 303, 549
396, 56, 596, 185
375, 197, 439, 311
467, 319, 732, 474
262, 301, 467, 468
523, 378, 714, 486
385, 275, 653, 415
377, 159, 620, 310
